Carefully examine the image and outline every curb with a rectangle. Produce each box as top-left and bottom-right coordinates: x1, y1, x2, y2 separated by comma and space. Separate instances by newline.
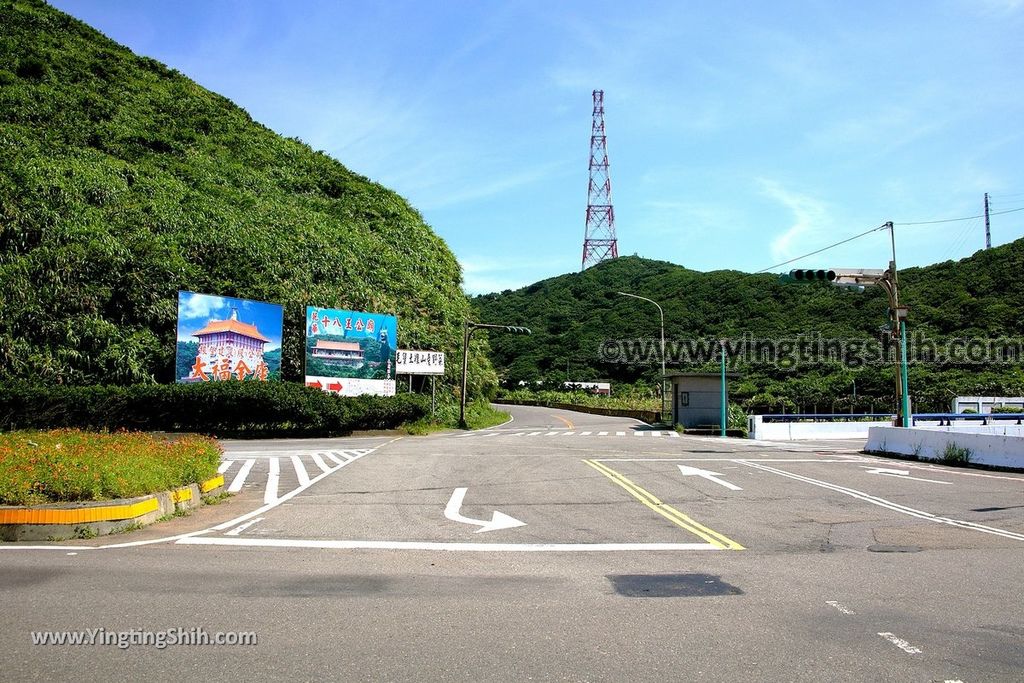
0, 475, 226, 542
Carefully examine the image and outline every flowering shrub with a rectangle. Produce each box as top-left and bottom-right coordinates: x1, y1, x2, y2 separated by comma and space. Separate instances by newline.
0, 430, 221, 506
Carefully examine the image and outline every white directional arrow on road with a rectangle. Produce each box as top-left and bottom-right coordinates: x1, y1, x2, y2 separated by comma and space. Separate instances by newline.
444, 488, 527, 533
862, 467, 953, 485
677, 465, 743, 491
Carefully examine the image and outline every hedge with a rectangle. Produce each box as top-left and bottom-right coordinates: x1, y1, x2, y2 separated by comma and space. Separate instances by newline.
0, 382, 428, 437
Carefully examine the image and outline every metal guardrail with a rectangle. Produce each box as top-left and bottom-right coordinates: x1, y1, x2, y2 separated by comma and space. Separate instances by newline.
758, 412, 1024, 425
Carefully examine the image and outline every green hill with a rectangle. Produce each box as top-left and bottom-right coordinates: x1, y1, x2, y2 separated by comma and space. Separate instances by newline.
472, 240, 1024, 412
0, 0, 493, 391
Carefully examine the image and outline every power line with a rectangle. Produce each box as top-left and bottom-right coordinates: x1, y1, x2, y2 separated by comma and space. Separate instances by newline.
755, 204, 1024, 274
896, 206, 1024, 226
755, 223, 890, 273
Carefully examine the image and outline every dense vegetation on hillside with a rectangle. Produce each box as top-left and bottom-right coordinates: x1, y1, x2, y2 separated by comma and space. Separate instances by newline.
473, 240, 1024, 412
0, 0, 495, 394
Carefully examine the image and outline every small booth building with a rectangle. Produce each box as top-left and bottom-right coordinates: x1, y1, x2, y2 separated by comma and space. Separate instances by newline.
666, 372, 740, 433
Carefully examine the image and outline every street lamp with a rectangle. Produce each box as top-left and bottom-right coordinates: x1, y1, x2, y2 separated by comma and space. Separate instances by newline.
616, 292, 666, 422
459, 321, 531, 429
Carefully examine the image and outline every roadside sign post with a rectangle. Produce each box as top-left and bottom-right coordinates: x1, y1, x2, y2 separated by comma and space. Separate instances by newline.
397, 349, 446, 417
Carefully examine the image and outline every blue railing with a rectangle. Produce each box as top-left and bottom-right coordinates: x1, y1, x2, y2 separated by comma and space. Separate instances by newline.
912, 413, 1024, 426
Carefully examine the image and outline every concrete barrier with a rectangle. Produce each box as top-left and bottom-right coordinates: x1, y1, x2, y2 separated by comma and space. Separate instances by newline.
748, 415, 890, 441
865, 426, 1024, 469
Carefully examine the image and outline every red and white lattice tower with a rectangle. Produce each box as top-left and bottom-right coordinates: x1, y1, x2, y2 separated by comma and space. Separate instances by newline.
581, 89, 618, 269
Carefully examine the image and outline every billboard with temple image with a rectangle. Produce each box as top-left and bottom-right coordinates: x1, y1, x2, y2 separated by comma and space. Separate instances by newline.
304, 306, 397, 397
175, 292, 283, 383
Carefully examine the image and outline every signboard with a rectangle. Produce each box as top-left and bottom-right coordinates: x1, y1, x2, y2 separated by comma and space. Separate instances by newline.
396, 349, 445, 376
304, 306, 397, 397
176, 292, 283, 383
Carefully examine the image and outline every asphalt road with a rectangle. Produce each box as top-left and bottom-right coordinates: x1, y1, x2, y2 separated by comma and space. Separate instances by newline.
2, 404, 1023, 682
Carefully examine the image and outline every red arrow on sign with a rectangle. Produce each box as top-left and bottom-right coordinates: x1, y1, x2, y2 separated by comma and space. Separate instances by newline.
328, 382, 342, 392
306, 381, 323, 390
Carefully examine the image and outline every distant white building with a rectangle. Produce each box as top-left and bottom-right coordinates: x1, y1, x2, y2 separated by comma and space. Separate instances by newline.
564, 381, 611, 396
952, 396, 1024, 413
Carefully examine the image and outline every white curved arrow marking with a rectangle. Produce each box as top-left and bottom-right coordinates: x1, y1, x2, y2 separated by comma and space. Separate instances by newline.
444, 488, 526, 533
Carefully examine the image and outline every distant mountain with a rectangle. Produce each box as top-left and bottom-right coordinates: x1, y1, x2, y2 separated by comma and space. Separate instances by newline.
472, 239, 1024, 412
0, 0, 494, 391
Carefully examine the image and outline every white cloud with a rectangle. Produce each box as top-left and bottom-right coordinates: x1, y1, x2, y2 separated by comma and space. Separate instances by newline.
460, 255, 567, 295
758, 179, 833, 263
179, 293, 227, 321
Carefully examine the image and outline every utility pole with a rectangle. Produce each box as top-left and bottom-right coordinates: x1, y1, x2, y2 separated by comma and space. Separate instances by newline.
778, 221, 910, 428
984, 192, 991, 249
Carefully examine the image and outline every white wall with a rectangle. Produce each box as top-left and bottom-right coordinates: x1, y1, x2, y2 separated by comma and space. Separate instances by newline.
748, 415, 891, 441
865, 426, 1024, 469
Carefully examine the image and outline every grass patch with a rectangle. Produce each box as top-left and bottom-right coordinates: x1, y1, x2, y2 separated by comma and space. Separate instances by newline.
940, 442, 973, 466
0, 430, 221, 506
405, 399, 509, 434
202, 491, 232, 506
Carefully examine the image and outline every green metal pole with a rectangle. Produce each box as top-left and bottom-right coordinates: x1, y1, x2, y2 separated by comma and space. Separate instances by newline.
720, 342, 727, 438
900, 321, 910, 427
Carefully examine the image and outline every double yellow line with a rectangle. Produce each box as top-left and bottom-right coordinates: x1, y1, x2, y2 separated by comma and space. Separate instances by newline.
584, 459, 744, 550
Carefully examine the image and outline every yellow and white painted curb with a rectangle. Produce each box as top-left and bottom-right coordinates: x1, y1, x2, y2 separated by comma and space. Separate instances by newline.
0, 475, 226, 542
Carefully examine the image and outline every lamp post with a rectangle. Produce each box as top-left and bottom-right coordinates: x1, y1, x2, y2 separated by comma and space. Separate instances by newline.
616, 292, 666, 422
720, 339, 727, 438
459, 321, 531, 429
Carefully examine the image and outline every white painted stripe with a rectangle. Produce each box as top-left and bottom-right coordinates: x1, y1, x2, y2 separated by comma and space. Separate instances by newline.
826, 600, 855, 615
311, 453, 332, 473
544, 431, 560, 436
324, 452, 347, 466
264, 457, 280, 504
227, 459, 255, 493
6, 440, 393, 552
527, 431, 543, 436
177, 537, 721, 552
510, 432, 526, 436
291, 455, 310, 487
616, 431, 626, 436
562, 431, 576, 436
651, 431, 662, 437
634, 431, 644, 436
225, 517, 264, 536
598, 431, 608, 436
668, 431, 680, 437
878, 632, 922, 654
740, 460, 1024, 542
217, 461, 233, 474
580, 431, 592, 436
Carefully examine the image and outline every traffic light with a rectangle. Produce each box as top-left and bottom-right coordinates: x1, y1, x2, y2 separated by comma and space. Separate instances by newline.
788, 268, 836, 283
503, 326, 532, 334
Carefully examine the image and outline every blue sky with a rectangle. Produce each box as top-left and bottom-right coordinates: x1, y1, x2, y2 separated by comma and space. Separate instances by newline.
54, 0, 1024, 294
